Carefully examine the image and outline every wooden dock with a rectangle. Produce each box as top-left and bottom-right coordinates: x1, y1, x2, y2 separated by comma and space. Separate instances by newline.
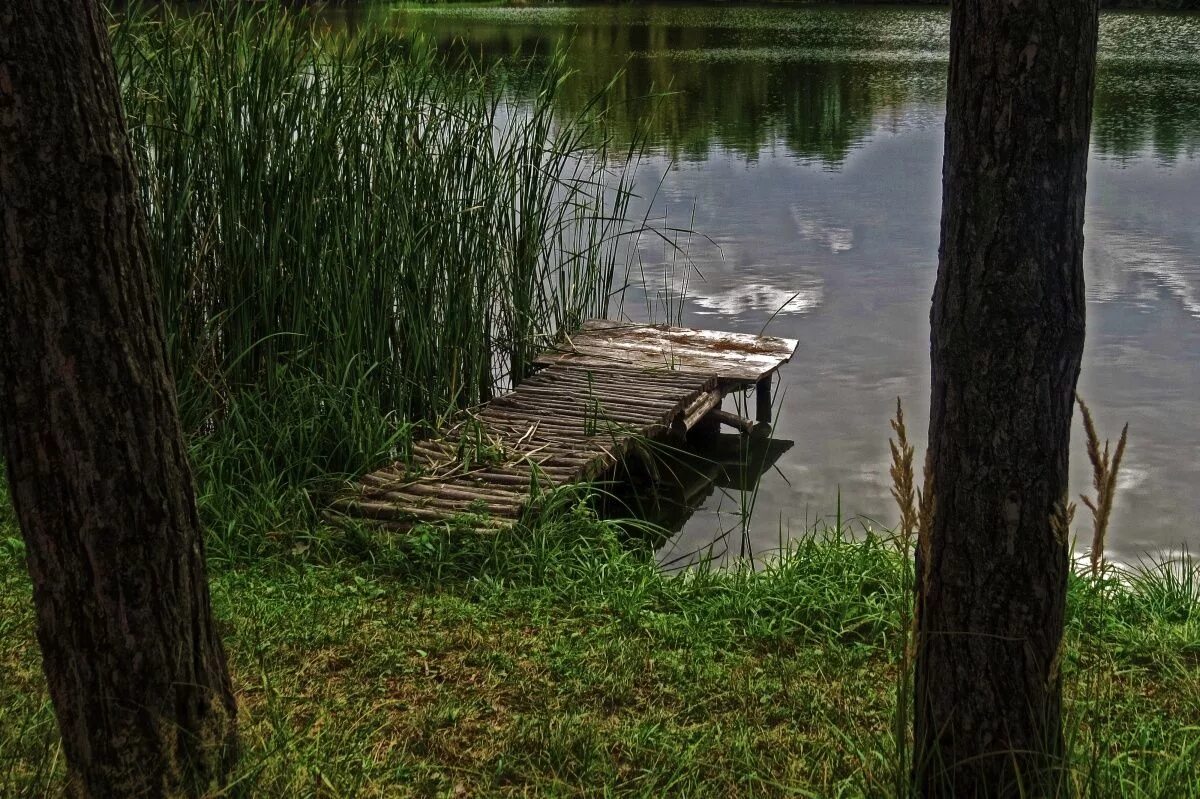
329, 320, 798, 533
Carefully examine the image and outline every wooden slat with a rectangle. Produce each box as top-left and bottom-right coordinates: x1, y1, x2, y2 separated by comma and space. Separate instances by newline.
532, 320, 797, 383
576, 319, 798, 358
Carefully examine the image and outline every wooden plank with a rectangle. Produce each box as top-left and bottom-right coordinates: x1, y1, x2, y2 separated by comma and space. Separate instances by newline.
535, 347, 777, 383
516, 381, 706, 405
533, 320, 798, 384
678, 390, 724, 432
330, 498, 513, 527
371, 465, 571, 487
359, 479, 530, 506
576, 319, 797, 358
475, 410, 641, 436
483, 403, 663, 428
485, 394, 668, 422
498, 383, 695, 412
357, 490, 526, 516
524, 366, 715, 389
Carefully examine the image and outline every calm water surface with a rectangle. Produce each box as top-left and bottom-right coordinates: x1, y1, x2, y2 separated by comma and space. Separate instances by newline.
347, 5, 1200, 563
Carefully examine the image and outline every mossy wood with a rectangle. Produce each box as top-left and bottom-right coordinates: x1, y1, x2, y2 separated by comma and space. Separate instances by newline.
331, 321, 798, 532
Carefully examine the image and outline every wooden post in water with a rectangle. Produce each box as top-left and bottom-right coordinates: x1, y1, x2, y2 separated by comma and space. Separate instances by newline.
755, 375, 773, 425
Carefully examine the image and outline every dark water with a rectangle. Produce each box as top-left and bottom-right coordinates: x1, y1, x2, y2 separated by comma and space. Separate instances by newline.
344, 5, 1200, 563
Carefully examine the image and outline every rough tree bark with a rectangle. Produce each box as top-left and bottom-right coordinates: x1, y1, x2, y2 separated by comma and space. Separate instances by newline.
916, 1, 1100, 796
0, 2, 237, 795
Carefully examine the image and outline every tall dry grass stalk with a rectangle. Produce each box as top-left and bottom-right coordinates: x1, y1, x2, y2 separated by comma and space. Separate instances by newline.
1077, 398, 1128, 579
888, 399, 937, 795
889, 399, 917, 543
888, 398, 934, 796
888, 399, 934, 586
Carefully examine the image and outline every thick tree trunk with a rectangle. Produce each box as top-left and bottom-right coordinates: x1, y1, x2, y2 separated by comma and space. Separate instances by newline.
917, 1, 1099, 796
0, 2, 237, 796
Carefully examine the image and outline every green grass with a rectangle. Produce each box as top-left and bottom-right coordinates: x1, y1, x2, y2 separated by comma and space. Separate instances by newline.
2, 453, 1198, 796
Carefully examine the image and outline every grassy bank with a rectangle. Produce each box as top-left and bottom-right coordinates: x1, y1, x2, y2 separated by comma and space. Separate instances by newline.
2, 462, 1199, 797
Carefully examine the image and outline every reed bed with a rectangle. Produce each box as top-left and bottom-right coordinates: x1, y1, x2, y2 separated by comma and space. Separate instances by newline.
112, 3, 642, 435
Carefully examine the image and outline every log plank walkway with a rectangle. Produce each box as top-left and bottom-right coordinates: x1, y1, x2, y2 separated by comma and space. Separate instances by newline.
330, 320, 798, 533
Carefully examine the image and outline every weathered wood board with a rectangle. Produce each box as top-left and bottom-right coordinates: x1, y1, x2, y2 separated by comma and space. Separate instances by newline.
533, 319, 798, 384
329, 320, 798, 533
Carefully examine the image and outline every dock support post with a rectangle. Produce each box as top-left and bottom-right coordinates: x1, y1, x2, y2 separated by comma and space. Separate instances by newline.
690, 411, 721, 443
755, 375, 772, 425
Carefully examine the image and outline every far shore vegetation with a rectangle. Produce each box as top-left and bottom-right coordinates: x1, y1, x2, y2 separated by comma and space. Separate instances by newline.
1, 2, 1197, 796
343, 3, 1199, 165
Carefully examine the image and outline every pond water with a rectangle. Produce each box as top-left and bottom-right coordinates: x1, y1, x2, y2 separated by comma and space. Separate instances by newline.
340, 4, 1200, 564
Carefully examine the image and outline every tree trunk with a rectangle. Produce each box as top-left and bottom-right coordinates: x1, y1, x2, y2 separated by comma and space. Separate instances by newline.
0, 2, 237, 795
917, 1, 1099, 796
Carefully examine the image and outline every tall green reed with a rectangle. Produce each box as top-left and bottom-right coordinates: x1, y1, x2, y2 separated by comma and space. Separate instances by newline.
112, 3, 641, 433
